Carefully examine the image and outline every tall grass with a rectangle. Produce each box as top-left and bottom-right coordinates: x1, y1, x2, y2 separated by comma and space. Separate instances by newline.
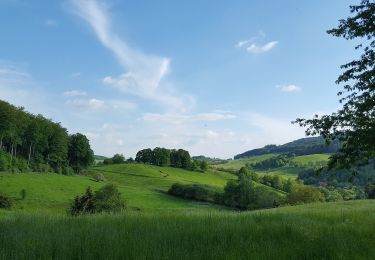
1, 200, 374, 259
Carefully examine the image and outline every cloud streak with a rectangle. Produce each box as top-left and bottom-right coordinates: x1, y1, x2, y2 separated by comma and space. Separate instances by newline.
277, 84, 301, 92
237, 32, 278, 54
70, 0, 193, 111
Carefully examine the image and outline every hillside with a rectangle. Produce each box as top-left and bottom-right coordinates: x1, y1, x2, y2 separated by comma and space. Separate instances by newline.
234, 137, 340, 159
1, 200, 374, 259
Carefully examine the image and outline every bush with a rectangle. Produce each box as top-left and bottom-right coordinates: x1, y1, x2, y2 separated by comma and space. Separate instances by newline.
94, 184, 125, 213
319, 187, 343, 202
93, 173, 105, 182
365, 184, 375, 199
68, 184, 126, 216
20, 189, 26, 200
0, 193, 12, 209
68, 187, 96, 216
62, 166, 74, 176
287, 185, 323, 205
168, 183, 217, 202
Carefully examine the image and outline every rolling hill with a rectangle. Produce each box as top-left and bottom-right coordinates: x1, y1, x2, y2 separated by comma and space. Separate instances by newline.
234, 136, 340, 159
0, 163, 285, 213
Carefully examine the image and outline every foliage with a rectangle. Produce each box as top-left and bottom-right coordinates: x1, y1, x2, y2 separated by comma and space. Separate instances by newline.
0, 100, 94, 173
103, 154, 126, 165
221, 173, 282, 210
250, 153, 296, 170
68, 185, 125, 215
0, 192, 12, 209
168, 183, 218, 202
366, 184, 375, 198
235, 137, 340, 159
287, 185, 323, 205
94, 184, 125, 213
20, 189, 27, 200
135, 147, 193, 170
295, 0, 375, 168
298, 163, 375, 188
68, 187, 96, 216
68, 133, 94, 173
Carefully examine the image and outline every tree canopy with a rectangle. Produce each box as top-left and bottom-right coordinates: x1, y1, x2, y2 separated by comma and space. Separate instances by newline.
295, 0, 375, 168
0, 100, 94, 173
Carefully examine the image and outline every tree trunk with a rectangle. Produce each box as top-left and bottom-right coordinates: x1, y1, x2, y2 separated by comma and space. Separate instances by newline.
28, 144, 32, 165
10, 144, 13, 163
0, 135, 3, 150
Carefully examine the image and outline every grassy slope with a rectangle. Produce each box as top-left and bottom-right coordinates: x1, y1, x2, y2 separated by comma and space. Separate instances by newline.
0, 164, 237, 213
1, 200, 374, 259
214, 154, 331, 179
0, 163, 286, 213
212, 154, 277, 171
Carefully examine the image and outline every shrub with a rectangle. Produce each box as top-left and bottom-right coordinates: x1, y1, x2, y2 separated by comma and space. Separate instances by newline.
62, 166, 74, 176
94, 184, 125, 213
20, 189, 26, 200
319, 187, 343, 202
68, 184, 126, 216
287, 185, 323, 205
168, 183, 217, 202
68, 187, 96, 216
365, 184, 375, 199
0, 193, 12, 209
94, 173, 105, 182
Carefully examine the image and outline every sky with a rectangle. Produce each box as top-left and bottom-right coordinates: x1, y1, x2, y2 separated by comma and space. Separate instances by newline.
0, 0, 359, 158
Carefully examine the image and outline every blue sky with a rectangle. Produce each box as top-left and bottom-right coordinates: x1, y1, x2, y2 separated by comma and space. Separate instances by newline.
0, 0, 358, 158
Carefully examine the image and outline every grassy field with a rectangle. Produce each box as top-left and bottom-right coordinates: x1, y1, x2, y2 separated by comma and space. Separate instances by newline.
0, 163, 287, 213
212, 154, 277, 171
214, 154, 331, 179
1, 200, 374, 259
0, 164, 238, 213
292, 154, 330, 165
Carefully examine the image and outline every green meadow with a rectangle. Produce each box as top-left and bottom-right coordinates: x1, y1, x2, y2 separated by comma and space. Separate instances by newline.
1, 200, 375, 259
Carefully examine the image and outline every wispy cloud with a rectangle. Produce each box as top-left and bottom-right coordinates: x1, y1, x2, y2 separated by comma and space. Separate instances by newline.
277, 84, 301, 92
45, 19, 58, 27
237, 31, 278, 54
66, 98, 105, 110
63, 90, 87, 97
142, 112, 236, 124
70, 72, 81, 78
246, 41, 278, 54
70, 0, 193, 111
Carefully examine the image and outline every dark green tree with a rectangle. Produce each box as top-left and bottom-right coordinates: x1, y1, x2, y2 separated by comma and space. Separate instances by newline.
295, 1, 375, 168
135, 148, 154, 164
152, 147, 170, 166
68, 133, 94, 173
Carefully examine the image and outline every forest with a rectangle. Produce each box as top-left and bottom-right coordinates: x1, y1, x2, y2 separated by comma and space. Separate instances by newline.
0, 100, 94, 174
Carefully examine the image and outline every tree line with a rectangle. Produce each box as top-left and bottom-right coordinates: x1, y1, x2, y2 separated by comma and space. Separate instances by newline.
0, 100, 94, 173
135, 147, 208, 171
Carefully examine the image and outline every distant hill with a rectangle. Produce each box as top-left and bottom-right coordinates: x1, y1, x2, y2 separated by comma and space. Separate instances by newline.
234, 137, 340, 159
192, 155, 228, 165
94, 155, 108, 160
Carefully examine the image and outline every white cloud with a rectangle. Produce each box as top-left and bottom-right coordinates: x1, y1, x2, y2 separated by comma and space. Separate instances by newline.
70, 0, 193, 111
45, 19, 58, 27
246, 41, 278, 54
66, 98, 105, 110
63, 90, 87, 97
237, 31, 278, 54
142, 112, 236, 124
66, 97, 136, 111
277, 84, 301, 92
